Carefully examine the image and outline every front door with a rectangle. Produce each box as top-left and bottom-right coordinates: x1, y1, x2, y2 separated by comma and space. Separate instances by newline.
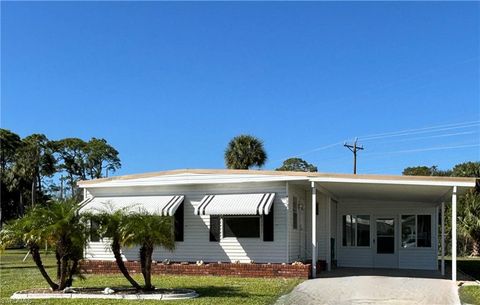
374, 217, 398, 268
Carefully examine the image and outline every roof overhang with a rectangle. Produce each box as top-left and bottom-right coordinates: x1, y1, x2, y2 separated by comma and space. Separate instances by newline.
311, 177, 476, 203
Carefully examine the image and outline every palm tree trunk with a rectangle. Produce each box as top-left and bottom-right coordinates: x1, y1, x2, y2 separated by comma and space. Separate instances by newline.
31, 245, 59, 290
111, 239, 141, 290
56, 250, 61, 279
31, 180, 36, 207
66, 259, 78, 287
472, 239, 480, 256
58, 257, 68, 290
140, 245, 155, 291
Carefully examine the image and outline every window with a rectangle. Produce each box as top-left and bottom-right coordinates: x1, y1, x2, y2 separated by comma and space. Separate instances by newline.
292, 197, 298, 230
401, 215, 432, 248
356, 215, 371, 247
417, 215, 431, 247
223, 217, 260, 238
174, 203, 184, 242
263, 205, 274, 242
342, 215, 370, 247
90, 220, 100, 242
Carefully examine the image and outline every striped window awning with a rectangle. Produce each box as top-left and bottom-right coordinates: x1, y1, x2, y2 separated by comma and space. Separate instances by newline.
195, 193, 275, 216
80, 195, 184, 216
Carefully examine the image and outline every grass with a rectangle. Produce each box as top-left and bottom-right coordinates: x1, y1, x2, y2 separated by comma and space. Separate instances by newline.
0, 249, 302, 305
459, 286, 480, 305
447, 257, 480, 305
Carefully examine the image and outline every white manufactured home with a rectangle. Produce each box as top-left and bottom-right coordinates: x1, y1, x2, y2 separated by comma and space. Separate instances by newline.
78, 169, 477, 280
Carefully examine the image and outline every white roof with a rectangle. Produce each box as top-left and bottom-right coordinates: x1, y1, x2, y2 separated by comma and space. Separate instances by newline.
77, 169, 477, 189
80, 195, 184, 216
195, 193, 276, 215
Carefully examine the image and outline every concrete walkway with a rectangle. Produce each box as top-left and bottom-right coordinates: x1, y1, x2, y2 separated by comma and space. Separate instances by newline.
276, 268, 460, 305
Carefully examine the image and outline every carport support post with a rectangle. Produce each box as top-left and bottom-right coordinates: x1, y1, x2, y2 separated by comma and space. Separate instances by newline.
451, 186, 457, 282
441, 201, 445, 276
311, 182, 317, 278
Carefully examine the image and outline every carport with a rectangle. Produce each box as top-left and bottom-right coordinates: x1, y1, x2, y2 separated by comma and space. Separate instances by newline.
308, 174, 476, 281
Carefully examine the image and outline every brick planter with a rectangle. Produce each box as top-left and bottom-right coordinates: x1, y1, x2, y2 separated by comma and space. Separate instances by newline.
80, 260, 311, 279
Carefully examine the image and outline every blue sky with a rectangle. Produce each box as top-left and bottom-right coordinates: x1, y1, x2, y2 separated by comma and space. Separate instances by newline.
1, 2, 479, 176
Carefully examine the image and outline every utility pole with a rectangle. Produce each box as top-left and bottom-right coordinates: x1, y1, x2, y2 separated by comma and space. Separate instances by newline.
344, 138, 364, 174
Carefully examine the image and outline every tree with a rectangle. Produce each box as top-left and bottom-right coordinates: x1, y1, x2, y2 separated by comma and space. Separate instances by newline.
0, 129, 22, 225
86, 205, 142, 290
224, 135, 267, 169
85, 138, 121, 179
276, 157, 318, 172
458, 190, 480, 256
0, 199, 88, 290
14, 134, 56, 206
402, 165, 451, 177
122, 212, 175, 291
452, 162, 480, 179
54, 137, 121, 198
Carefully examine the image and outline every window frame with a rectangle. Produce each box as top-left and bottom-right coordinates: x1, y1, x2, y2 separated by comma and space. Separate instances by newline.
400, 214, 433, 249
341, 214, 371, 248
221, 215, 262, 239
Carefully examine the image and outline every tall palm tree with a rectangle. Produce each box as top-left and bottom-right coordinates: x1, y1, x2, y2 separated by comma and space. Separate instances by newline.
0, 199, 87, 290
86, 204, 142, 290
121, 211, 175, 291
224, 135, 267, 169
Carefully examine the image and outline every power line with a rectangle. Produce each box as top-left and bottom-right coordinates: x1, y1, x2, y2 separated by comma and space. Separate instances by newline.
344, 138, 364, 174
272, 120, 479, 165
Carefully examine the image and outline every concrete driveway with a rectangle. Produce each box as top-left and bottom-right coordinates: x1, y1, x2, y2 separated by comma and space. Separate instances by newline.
276, 268, 460, 305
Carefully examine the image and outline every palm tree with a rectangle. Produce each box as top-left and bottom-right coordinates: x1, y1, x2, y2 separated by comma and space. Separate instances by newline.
0, 206, 59, 290
86, 204, 142, 290
121, 211, 175, 291
0, 199, 87, 290
224, 135, 267, 169
458, 190, 480, 256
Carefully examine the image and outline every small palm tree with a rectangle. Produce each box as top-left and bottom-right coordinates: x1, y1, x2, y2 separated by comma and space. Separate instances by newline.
86, 204, 142, 290
0, 199, 87, 290
121, 211, 175, 291
224, 135, 267, 169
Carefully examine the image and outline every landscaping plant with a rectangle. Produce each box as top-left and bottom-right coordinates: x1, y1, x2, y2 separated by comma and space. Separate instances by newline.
121, 211, 175, 291
0, 199, 87, 290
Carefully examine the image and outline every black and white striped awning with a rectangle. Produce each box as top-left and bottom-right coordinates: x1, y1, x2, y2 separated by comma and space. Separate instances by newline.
194, 193, 275, 215
80, 195, 185, 216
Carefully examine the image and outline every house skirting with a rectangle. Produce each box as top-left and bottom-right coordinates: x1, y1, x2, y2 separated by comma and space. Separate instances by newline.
80, 260, 311, 279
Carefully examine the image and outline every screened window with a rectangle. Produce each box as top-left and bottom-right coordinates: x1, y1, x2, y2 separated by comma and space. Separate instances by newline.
342, 215, 370, 247
292, 197, 298, 230
223, 217, 260, 238
401, 215, 431, 248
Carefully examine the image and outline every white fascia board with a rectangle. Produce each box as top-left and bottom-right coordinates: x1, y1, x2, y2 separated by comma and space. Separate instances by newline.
79, 176, 309, 189
309, 177, 476, 188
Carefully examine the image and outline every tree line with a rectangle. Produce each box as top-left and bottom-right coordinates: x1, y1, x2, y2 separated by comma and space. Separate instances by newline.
0, 129, 120, 225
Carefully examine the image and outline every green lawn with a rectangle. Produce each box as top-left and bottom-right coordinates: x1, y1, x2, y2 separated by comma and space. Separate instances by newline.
0, 249, 302, 305
455, 257, 480, 305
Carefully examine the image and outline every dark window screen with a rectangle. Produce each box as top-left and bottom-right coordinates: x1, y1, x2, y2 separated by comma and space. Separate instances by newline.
224, 217, 260, 238
417, 215, 431, 247
174, 203, 184, 242
90, 220, 100, 242
210, 216, 220, 242
263, 205, 274, 242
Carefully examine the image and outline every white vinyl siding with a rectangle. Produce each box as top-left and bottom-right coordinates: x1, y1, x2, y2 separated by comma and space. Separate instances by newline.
85, 182, 288, 263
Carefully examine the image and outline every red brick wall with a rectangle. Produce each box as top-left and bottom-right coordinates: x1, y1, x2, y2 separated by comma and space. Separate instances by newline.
80, 260, 311, 279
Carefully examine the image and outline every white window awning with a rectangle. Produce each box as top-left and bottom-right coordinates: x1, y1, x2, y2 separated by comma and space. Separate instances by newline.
195, 193, 275, 216
80, 195, 184, 216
